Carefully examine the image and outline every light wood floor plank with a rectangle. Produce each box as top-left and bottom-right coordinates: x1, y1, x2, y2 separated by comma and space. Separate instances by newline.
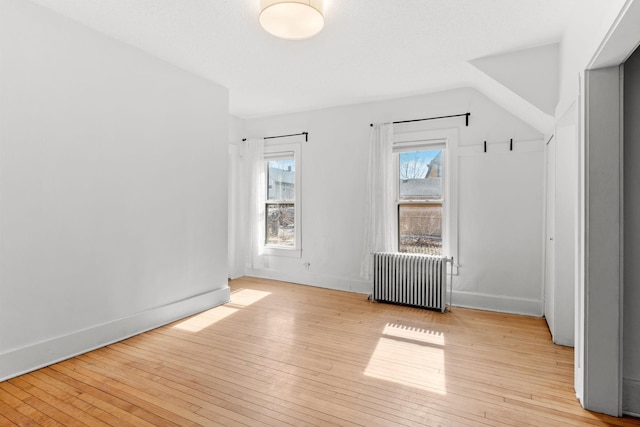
105, 343, 327, 427
41, 367, 154, 424
110, 341, 360, 426
0, 398, 43, 426
1, 276, 639, 426
0, 382, 62, 427
13, 372, 119, 427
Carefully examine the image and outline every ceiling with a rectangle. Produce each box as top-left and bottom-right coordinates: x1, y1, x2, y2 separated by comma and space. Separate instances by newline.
29, 0, 623, 121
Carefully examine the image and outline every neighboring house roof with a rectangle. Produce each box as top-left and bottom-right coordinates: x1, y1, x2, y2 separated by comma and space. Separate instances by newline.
400, 178, 442, 199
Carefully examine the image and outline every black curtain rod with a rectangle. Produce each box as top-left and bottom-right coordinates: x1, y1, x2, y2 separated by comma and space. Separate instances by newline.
242, 132, 308, 142
369, 112, 470, 127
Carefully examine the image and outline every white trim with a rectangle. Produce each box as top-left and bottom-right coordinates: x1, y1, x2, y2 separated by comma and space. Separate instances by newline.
0, 286, 230, 382
619, 64, 626, 417
393, 138, 446, 152
262, 246, 302, 258
394, 131, 448, 146
264, 150, 294, 160
263, 142, 302, 258
451, 290, 543, 316
393, 128, 459, 274
576, 72, 586, 406
242, 270, 543, 316
578, 2, 640, 413
588, 0, 640, 70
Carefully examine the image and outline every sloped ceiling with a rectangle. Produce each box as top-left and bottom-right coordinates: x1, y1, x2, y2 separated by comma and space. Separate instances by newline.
26, 0, 627, 131
470, 44, 559, 116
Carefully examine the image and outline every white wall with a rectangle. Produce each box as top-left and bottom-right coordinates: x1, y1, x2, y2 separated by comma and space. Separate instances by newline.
556, 0, 627, 118
623, 44, 640, 416
0, 0, 230, 380
235, 88, 545, 315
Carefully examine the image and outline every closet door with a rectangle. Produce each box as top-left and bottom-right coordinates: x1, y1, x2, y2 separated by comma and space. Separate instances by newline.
544, 135, 556, 337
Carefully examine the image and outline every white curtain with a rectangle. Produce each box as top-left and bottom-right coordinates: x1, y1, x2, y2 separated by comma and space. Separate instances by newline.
360, 123, 396, 280
243, 138, 265, 269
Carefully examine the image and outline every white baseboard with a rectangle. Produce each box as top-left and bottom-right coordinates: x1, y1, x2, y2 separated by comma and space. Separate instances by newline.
451, 290, 543, 316
623, 378, 640, 416
246, 268, 372, 294
244, 270, 542, 316
0, 286, 230, 382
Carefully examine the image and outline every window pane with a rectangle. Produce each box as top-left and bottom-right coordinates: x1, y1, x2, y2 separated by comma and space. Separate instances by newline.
399, 204, 442, 255
267, 159, 295, 201
266, 203, 295, 246
399, 150, 442, 199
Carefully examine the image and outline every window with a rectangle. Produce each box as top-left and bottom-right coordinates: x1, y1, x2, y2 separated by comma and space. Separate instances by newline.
263, 143, 301, 256
266, 158, 295, 246
396, 147, 444, 256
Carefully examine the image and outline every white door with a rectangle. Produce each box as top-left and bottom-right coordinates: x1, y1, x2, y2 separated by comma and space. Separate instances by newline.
553, 122, 577, 346
544, 136, 556, 336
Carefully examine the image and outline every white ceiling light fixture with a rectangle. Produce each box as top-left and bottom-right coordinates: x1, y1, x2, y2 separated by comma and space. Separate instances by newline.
259, 0, 324, 40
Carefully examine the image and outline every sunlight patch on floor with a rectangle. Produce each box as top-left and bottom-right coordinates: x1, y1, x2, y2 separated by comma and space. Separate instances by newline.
364, 323, 447, 395
172, 306, 239, 332
382, 323, 445, 345
172, 288, 271, 332
229, 288, 271, 307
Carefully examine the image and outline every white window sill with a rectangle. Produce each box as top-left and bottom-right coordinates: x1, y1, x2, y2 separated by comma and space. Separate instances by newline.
263, 246, 302, 258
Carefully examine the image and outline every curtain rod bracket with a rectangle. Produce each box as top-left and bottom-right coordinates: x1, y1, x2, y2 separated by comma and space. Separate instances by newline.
482, 138, 516, 152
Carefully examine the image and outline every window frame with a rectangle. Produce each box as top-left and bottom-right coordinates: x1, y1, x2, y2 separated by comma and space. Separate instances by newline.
393, 129, 458, 273
263, 142, 302, 258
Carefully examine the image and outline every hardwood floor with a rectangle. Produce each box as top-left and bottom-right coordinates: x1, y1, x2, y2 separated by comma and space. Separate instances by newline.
1, 277, 639, 426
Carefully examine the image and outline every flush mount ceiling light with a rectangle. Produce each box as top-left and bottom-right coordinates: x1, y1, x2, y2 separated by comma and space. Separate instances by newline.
259, 0, 324, 40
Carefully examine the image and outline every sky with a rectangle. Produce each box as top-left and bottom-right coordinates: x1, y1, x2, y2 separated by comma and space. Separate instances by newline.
399, 149, 441, 179
400, 149, 439, 165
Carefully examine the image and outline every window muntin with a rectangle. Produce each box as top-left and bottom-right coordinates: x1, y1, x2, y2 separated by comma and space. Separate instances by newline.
265, 155, 296, 248
397, 148, 444, 255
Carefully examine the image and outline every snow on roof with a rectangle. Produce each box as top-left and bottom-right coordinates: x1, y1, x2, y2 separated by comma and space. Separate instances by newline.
400, 178, 442, 198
